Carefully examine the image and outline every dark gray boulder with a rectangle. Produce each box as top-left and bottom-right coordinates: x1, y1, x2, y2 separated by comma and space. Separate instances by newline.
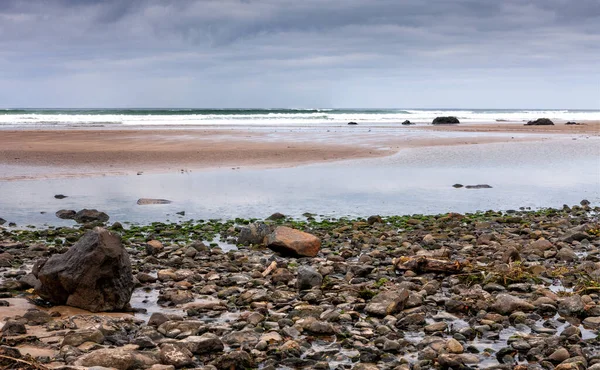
347, 121, 358, 125
432, 116, 460, 124
525, 118, 554, 126
34, 227, 134, 312
237, 222, 270, 246
73, 209, 109, 223
401, 120, 414, 125
56, 209, 76, 220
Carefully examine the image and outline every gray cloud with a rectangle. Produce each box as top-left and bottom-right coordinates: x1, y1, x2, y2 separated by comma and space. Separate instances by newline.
0, 0, 598, 108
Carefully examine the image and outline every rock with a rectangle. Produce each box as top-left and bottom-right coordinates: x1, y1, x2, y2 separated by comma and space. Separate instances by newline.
73, 209, 109, 223
465, 184, 493, 189
267, 212, 286, 221
490, 294, 534, 314
213, 350, 254, 370
148, 312, 170, 327
146, 240, 164, 256
556, 247, 577, 261
297, 266, 323, 290
367, 215, 383, 225
1, 320, 26, 336
34, 227, 134, 312
137, 198, 172, 205
548, 347, 570, 363
62, 329, 105, 347
348, 121, 358, 125
160, 343, 194, 368
237, 222, 270, 246
565, 121, 579, 125
525, 118, 554, 126
424, 322, 448, 333
181, 333, 224, 354
266, 226, 321, 257
75, 348, 137, 370
582, 316, 600, 329
54, 194, 68, 199
401, 120, 413, 125
23, 309, 52, 325
447, 338, 464, 354
272, 268, 294, 285
432, 116, 460, 124
365, 289, 409, 316
559, 295, 585, 316
56, 209, 77, 219
452, 184, 464, 188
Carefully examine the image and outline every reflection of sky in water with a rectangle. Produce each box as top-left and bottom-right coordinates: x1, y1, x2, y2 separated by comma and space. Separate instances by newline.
1, 138, 598, 227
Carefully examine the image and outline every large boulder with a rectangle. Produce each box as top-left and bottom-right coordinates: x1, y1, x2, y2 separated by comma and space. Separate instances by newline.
266, 226, 321, 257
432, 116, 460, 125
525, 118, 554, 126
34, 227, 134, 312
237, 222, 271, 246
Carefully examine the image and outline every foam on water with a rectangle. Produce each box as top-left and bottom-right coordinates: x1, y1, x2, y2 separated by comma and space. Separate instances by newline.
0, 108, 598, 127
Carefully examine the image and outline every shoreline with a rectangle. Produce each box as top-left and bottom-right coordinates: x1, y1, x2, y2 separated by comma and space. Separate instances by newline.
1, 121, 598, 181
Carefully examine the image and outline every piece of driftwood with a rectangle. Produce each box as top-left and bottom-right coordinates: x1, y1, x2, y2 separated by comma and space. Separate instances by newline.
394, 256, 464, 274
261, 261, 278, 277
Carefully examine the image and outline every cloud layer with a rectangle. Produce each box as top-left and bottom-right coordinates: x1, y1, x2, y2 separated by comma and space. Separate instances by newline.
1, 0, 599, 108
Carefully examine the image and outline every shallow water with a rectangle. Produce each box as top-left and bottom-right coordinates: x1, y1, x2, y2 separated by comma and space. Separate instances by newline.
0, 138, 598, 227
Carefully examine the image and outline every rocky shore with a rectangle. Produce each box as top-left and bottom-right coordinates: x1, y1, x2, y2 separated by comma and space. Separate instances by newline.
1, 203, 599, 370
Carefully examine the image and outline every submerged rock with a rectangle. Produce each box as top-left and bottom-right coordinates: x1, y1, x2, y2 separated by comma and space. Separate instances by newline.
137, 198, 172, 205
266, 226, 321, 257
55, 209, 76, 220
34, 227, 134, 312
73, 209, 109, 223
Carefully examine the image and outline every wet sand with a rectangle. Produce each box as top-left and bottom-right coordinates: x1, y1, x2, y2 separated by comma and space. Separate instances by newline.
1, 121, 597, 180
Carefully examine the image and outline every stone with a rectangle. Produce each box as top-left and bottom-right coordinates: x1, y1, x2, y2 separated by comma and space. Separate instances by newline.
401, 120, 413, 125
160, 343, 194, 368
548, 347, 570, 363
146, 240, 164, 255
23, 309, 52, 325
213, 350, 254, 370
34, 227, 134, 312
75, 348, 137, 370
367, 215, 383, 225
266, 226, 321, 257
447, 338, 464, 354
365, 289, 409, 316
137, 198, 172, 205
347, 121, 358, 125
272, 268, 294, 285
73, 209, 109, 223
465, 184, 493, 189
432, 116, 460, 124
525, 118, 554, 126
62, 329, 105, 347
237, 222, 270, 246
556, 247, 577, 261
56, 209, 77, 219
559, 295, 585, 316
148, 313, 170, 327
297, 266, 323, 290
54, 194, 68, 199
181, 333, 224, 354
424, 322, 448, 333
490, 294, 534, 314
267, 212, 286, 221
1, 320, 26, 336
582, 316, 600, 329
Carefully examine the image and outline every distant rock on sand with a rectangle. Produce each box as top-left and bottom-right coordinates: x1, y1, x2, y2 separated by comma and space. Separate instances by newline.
401, 120, 414, 125
34, 227, 134, 312
525, 118, 554, 126
347, 121, 358, 125
137, 198, 172, 205
432, 116, 460, 124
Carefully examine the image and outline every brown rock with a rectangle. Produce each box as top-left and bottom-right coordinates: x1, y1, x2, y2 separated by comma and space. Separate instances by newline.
266, 226, 321, 257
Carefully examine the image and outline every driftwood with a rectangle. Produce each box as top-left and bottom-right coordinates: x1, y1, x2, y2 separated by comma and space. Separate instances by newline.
0, 355, 48, 370
394, 256, 464, 274
261, 261, 278, 277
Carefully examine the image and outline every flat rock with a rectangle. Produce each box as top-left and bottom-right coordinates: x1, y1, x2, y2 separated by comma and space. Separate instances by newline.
137, 198, 172, 205
490, 294, 534, 314
365, 289, 409, 316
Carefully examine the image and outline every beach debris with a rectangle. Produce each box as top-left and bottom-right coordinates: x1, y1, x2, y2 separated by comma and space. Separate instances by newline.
53, 194, 67, 199
73, 209, 109, 223
55, 209, 76, 219
266, 226, 321, 257
432, 116, 460, 124
525, 118, 554, 125
34, 227, 134, 312
137, 198, 172, 205
394, 256, 465, 274
465, 184, 493, 189
347, 121, 358, 125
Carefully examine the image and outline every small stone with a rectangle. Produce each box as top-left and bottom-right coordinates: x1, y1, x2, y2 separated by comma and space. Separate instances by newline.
447, 338, 464, 353
297, 266, 323, 291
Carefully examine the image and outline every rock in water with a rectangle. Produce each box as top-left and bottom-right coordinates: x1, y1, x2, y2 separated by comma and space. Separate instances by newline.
137, 198, 172, 205
432, 116, 460, 124
525, 118, 554, 126
56, 209, 77, 220
73, 209, 109, 223
401, 120, 413, 125
347, 121, 358, 125
34, 227, 134, 312
266, 226, 321, 257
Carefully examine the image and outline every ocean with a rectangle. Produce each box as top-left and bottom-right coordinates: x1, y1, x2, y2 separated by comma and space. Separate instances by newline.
0, 108, 598, 127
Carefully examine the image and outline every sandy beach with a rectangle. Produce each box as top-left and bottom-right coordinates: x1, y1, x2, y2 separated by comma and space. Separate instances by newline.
1, 121, 598, 180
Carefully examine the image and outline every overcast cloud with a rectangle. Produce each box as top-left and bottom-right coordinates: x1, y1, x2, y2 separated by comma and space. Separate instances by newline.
0, 0, 598, 108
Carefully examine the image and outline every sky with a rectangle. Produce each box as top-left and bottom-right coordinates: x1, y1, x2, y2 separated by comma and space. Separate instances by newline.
0, 0, 599, 109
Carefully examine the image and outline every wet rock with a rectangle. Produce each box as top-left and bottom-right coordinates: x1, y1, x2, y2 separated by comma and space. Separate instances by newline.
73, 209, 109, 223
23, 309, 52, 325
62, 329, 105, 347
34, 227, 134, 312
148, 313, 170, 327
213, 350, 254, 370
160, 343, 194, 368
297, 266, 323, 290
432, 116, 460, 124
402, 120, 413, 125
181, 333, 224, 354
452, 184, 464, 188
266, 226, 321, 257
490, 294, 534, 314
559, 295, 585, 316
237, 222, 270, 246
56, 209, 77, 220
267, 212, 286, 221
272, 268, 294, 285
367, 215, 383, 225
146, 240, 164, 256
548, 347, 570, 363
582, 316, 600, 329
137, 198, 172, 205
365, 289, 409, 316
525, 118, 554, 125
1, 320, 26, 336
75, 347, 137, 370
348, 121, 358, 125
223, 329, 260, 348
54, 194, 68, 199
